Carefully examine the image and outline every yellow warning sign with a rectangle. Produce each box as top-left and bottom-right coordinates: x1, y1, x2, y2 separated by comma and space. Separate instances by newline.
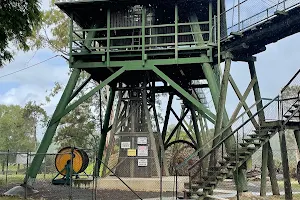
127, 149, 137, 157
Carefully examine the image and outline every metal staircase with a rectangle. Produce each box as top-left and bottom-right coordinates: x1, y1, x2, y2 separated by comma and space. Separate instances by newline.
176, 72, 300, 199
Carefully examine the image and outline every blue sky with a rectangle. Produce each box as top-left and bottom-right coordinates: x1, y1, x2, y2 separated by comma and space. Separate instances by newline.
0, 0, 299, 141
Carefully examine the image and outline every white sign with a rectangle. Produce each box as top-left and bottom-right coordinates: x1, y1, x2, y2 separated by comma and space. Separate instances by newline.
138, 159, 148, 167
137, 137, 147, 145
121, 142, 131, 149
137, 145, 148, 156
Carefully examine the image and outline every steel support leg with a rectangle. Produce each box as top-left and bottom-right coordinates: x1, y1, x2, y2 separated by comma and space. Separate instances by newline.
162, 94, 174, 142
24, 68, 81, 186
212, 54, 232, 151
294, 130, 300, 152
96, 87, 116, 177
102, 91, 123, 177
202, 61, 247, 192
260, 141, 269, 196
279, 130, 293, 200
268, 145, 280, 195
249, 61, 278, 195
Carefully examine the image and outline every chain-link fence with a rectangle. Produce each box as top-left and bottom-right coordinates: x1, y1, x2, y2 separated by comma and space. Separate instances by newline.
0, 147, 188, 199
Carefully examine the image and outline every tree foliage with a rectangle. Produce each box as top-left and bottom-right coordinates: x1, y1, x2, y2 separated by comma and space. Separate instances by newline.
0, 0, 41, 67
30, 0, 69, 55
282, 85, 300, 98
0, 105, 35, 151
54, 102, 97, 149
23, 101, 48, 149
45, 72, 101, 150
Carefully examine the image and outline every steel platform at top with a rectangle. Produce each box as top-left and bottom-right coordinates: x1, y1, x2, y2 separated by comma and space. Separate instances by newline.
56, 0, 225, 29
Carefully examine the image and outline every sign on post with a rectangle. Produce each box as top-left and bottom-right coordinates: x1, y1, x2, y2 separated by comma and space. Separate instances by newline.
138, 159, 148, 167
121, 141, 131, 149
127, 149, 137, 157
137, 146, 148, 156
137, 137, 148, 145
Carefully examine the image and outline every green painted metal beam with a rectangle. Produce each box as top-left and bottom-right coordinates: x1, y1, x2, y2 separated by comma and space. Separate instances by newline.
294, 130, 300, 153
69, 75, 92, 102
191, 107, 203, 151
212, 54, 232, 149
106, 9, 111, 67
171, 108, 197, 146
279, 129, 293, 200
50, 67, 125, 124
142, 7, 146, 64
24, 68, 81, 186
102, 91, 122, 177
175, 4, 178, 59
268, 145, 280, 195
248, 61, 279, 196
189, 10, 247, 190
229, 75, 259, 128
162, 94, 174, 142
151, 65, 216, 123
72, 57, 210, 68
165, 109, 189, 146
96, 87, 116, 177
248, 61, 265, 122
260, 141, 269, 196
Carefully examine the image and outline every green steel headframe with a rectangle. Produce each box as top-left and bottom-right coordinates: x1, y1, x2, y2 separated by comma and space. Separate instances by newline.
16, 1, 300, 199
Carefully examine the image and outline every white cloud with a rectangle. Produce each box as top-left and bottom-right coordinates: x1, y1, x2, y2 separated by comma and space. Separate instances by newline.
0, 49, 69, 116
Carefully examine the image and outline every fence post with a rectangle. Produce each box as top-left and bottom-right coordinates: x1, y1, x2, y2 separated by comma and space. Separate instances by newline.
69, 147, 74, 200
5, 149, 9, 186
236, 131, 239, 200
238, 0, 240, 31
175, 170, 178, 199
25, 151, 29, 199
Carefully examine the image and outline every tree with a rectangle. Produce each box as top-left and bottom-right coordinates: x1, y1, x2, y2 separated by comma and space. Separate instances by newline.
44, 72, 101, 150
0, 105, 36, 173
23, 101, 48, 150
282, 85, 300, 99
54, 102, 97, 149
0, 0, 41, 66
0, 105, 35, 152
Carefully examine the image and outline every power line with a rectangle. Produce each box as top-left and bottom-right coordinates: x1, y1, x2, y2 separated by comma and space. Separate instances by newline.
0, 55, 61, 79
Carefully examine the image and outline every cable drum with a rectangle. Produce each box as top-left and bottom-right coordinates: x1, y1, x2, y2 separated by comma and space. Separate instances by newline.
55, 147, 89, 176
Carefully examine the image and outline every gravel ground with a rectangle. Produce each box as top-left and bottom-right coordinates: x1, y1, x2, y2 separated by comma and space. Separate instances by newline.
0, 181, 174, 200
217, 179, 300, 193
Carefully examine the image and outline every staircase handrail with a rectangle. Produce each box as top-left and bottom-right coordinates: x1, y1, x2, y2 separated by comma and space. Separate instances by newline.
281, 69, 300, 94
186, 95, 279, 171
175, 95, 279, 170
175, 95, 279, 171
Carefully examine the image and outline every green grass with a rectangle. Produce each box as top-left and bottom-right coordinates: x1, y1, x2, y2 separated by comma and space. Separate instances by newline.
278, 180, 300, 191
0, 174, 54, 186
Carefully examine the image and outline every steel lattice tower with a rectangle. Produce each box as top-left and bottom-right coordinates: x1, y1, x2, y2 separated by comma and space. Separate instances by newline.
6, 0, 300, 199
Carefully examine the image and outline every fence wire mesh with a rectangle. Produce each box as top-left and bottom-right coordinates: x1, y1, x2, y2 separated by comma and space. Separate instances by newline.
0, 148, 186, 199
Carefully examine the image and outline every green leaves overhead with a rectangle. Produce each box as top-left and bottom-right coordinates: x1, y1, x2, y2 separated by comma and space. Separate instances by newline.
30, 0, 69, 55
0, 0, 41, 67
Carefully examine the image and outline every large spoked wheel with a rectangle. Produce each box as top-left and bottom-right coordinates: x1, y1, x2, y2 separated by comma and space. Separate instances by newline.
55, 147, 89, 176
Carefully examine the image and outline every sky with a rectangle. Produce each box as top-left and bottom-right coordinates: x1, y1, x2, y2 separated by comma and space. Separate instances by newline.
0, 0, 299, 142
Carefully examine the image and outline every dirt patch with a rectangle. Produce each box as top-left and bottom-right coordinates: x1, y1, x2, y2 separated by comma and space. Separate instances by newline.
229, 192, 269, 200
229, 193, 300, 200
0, 181, 174, 200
